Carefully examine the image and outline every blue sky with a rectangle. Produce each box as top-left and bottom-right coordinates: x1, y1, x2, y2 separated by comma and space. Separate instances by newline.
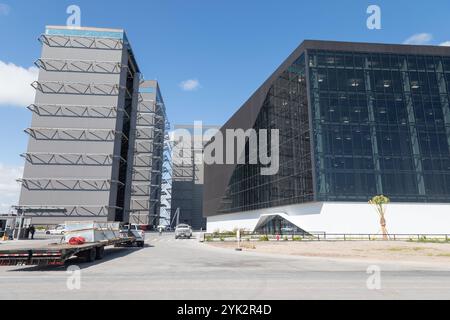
0, 0, 449, 210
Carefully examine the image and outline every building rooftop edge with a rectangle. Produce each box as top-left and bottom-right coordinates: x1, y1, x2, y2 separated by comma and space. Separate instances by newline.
46, 25, 124, 33
301, 39, 450, 49
299, 39, 450, 56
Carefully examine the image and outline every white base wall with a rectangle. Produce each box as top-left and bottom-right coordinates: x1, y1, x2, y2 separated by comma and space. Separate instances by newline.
207, 202, 450, 234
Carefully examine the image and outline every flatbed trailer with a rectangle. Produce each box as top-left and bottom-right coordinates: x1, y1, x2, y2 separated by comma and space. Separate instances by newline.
0, 237, 138, 267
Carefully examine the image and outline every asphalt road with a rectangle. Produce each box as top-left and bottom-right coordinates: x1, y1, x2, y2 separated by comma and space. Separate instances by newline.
0, 233, 449, 300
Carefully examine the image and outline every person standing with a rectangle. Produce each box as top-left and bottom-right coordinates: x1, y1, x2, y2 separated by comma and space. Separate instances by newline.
29, 225, 36, 240
5, 226, 12, 240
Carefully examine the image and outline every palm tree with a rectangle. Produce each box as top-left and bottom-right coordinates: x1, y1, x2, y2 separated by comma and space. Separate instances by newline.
369, 195, 390, 240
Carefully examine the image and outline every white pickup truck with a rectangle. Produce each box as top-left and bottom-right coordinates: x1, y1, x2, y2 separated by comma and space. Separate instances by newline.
123, 224, 146, 247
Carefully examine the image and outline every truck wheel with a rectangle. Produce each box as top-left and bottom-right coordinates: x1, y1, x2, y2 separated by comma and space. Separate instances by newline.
96, 246, 105, 260
138, 241, 144, 248
84, 248, 96, 263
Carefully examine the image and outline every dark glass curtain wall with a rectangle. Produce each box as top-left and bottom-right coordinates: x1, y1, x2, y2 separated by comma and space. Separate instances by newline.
308, 50, 450, 202
218, 55, 314, 214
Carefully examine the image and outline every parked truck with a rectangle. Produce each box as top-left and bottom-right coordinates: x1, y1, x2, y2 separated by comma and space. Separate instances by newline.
0, 222, 145, 267
0, 216, 16, 240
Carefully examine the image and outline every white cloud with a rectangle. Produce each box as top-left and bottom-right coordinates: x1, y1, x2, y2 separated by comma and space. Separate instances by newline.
0, 61, 38, 107
0, 164, 23, 213
403, 33, 433, 45
180, 79, 201, 91
440, 41, 450, 47
0, 3, 10, 15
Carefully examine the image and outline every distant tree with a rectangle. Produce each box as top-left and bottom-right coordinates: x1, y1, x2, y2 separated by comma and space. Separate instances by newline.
369, 195, 390, 240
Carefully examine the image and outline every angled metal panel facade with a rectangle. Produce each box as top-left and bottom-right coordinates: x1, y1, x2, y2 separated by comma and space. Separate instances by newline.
16, 26, 144, 225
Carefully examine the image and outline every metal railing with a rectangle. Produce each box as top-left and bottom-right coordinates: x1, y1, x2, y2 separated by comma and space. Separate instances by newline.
203, 232, 450, 242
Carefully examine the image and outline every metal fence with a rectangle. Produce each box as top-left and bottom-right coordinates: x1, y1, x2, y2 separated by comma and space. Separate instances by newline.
203, 232, 450, 242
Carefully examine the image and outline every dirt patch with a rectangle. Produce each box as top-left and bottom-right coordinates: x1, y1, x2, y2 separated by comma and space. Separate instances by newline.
207, 241, 450, 264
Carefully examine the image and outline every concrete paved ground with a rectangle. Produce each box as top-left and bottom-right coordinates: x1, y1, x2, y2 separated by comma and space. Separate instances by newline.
0, 233, 449, 300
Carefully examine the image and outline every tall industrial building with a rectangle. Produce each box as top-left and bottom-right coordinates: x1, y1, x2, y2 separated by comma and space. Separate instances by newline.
128, 81, 166, 227
171, 125, 218, 230
16, 26, 166, 226
160, 125, 174, 226
204, 40, 450, 235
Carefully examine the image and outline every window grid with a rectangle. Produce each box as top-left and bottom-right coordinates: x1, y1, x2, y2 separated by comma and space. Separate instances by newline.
309, 50, 450, 202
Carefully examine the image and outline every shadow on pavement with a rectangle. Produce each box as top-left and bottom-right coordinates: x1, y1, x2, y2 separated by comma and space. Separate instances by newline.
7, 245, 153, 272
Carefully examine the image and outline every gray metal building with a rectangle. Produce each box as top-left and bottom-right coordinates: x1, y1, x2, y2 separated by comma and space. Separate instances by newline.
16, 26, 166, 226
129, 81, 166, 227
171, 125, 218, 230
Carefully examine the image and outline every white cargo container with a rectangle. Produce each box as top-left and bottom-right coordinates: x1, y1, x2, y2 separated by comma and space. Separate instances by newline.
64, 222, 121, 243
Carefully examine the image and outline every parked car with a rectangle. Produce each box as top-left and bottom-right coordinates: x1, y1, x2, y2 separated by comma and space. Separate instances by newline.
175, 224, 193, 239
45, 224, 67, 235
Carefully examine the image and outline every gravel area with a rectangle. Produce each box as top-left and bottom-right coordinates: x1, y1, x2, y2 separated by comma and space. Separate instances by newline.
207, 240, 450, 264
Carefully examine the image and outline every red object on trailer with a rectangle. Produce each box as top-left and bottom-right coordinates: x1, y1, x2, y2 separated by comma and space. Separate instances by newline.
68, 237, 86, 246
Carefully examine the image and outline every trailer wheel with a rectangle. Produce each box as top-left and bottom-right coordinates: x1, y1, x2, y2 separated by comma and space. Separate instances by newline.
83, 248, 96, 263
95, 246, 105, 260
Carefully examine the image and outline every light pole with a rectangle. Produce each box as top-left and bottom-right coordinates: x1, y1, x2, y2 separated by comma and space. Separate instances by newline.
14, 207, 24, 240
236, 229, 242, 252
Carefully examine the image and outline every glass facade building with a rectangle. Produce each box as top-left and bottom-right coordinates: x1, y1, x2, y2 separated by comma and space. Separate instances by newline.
204, 41, 450, 219
217, 54, 314, 214
309, 50, 450, 203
